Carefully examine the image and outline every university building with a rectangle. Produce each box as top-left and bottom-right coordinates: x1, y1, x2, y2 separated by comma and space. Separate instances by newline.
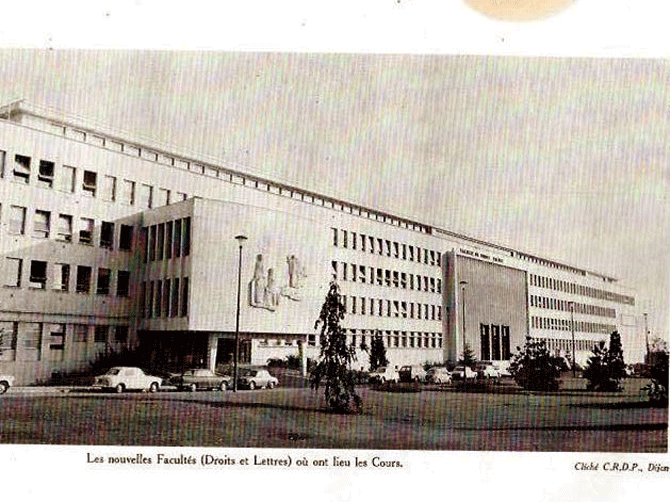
0, 99, 643, 385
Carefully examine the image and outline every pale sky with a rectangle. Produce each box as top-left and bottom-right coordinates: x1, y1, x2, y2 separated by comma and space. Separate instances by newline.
1, 50, 668, 338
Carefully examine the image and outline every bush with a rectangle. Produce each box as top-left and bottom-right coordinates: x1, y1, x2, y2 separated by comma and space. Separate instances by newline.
642, 350, 668, 406
582, 331, 626, 391
509, 337, 562, 391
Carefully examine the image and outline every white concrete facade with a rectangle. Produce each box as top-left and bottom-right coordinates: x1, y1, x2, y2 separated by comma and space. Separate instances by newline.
0, 100, 644, 384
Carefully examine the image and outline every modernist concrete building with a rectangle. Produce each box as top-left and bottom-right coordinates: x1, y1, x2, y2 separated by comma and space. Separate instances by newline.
0, 99, 643, 384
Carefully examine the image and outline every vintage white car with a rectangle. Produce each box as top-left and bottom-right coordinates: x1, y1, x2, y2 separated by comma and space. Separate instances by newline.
93, 367, 162, 393
0, 374, 15, 394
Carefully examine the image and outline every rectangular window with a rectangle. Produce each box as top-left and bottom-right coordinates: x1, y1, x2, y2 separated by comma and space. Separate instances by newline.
4, 258, 22, 287
76, 266, 92, 293
96, 268, 111, 295
38, 160, 55, 188
501, 326, 511, 360
491, 325, 501, 360
9, 205, 26, 235
82, 170, 97, 196
171, 278, 180, 317
157, 223, 165, 260
117, 271, 130, 297
78, 218, 94, 245
102, 175, 116, 201
94, 325, 108, 343
149, 225, 157, 261
100, 221, 114, 249
13, 154, 31, 183
32, 210, 51, 239
139, 184, 153, 208
52, 263, 70, 291
29, 260, 47, 289
154, 279, 162, 317
60, 165, 76, 192
114, 326, 129, 343
158, 188, 170, 206
121, 179, 135, 205
173, 219, 182, 257
163, 279, 170, 317
56, 214, 73, 242
0, 149, 5, 178
165, 221, 173, 259
181, 277, 189, 316
147, 281, 154, 318
480, 324, 491, 360
182, 217, 191, 256
119, 224, 133, 251
0, 322, 17, 361
21, 323, 42, 361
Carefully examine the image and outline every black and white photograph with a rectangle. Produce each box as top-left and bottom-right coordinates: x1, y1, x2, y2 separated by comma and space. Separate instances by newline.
0, 1, 668, 501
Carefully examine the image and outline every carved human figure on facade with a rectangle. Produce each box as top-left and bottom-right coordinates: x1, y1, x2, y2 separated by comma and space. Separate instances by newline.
281, 254, 307, 301
264, 268, 280, 309
250, 254, 267, 307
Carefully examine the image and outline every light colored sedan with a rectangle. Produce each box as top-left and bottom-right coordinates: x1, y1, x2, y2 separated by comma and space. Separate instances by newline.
237, 369, 279, 390
171, 369, 232, 392
426, 367, 452, 384
93, 366, 162, 393
452, 365, 477, 381
0, 374, 15, 394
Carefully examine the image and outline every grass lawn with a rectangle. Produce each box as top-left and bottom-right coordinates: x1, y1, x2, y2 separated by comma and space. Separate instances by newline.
0, 376, 665, 451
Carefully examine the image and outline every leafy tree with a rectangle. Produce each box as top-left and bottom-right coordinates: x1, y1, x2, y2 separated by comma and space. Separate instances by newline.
643, 349, 668, 406
458, 344, 477, 368
509, 337, 562, 391
368, 330, 388, 371
583, 331, 626, 391
309, 282, 361, 413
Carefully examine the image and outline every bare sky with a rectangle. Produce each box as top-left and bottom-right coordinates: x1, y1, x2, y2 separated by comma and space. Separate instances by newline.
1, 50, 668, 337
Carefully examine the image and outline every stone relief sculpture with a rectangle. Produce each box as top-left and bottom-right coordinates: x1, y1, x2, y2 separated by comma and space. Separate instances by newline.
249, 253, 307, 310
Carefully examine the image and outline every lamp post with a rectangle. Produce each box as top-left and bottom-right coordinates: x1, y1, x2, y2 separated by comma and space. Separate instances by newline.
233, 234, 248, 392
644, 312, 649, 364
459, 280, 468, 365
568, 301, 576, 377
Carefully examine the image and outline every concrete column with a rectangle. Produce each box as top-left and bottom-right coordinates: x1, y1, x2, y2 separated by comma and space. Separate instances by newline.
206, 334, 218, 372
298, 339, 307, 376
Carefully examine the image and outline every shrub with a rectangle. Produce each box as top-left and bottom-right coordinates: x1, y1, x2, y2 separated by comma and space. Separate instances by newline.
368, 330, 388, 371
582, 331, 626, 391
509, 337, 562, 391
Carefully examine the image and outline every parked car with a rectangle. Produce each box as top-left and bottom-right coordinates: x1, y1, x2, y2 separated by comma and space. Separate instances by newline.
425, 367, 452, 384
237, 368, 278, 390
398, 365, 427, 383
0, 374, 15, 394
93, 366, 162, 393
452, 365, 477, 381
368, 366, 399, 384
475, 362, 501, 380
170, 368, 232, 391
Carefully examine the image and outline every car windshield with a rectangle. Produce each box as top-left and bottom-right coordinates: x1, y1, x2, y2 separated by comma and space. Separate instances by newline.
106, 369, 120, 375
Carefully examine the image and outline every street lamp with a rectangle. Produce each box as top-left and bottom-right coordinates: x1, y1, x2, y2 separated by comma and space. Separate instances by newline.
459, 280, 468, 364
233, 234, 248, 392
568, 301, 576, 377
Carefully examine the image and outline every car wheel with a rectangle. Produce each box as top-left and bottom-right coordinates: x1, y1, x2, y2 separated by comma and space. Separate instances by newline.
149, 382, 159, 393
219, 381, 228, 391
267, 381, 275, 389
115, 383, 125, 394
0, 382, 9, 394
249, 381, 256, 390
189, 383, 197, 392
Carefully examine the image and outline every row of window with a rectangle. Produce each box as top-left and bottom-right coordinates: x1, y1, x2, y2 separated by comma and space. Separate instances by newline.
341, 295, 442, 321
332, 261, 442, 294
0, 321, 129, 362
3, 257, 131, 296
538, 337, 595, 353
140, 278, 189, 318
1, 204, 134, 251
142, 218, 191, 263
332, 228, 440, 266
0, 149, 188, 208
479, 324, 512, 361
350, 329, 442, 349
531, 316, 616, 334
530, 273, 634, 306
529, 295, 616, 319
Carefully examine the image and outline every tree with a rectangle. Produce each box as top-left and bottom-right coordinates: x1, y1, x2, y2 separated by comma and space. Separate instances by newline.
643, 348, 668, 406
368, 330, 388, 371
509, 337, 562, 391
309, 282, 361, 413
582, 331, 626, 391
458, 344, 477, 367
